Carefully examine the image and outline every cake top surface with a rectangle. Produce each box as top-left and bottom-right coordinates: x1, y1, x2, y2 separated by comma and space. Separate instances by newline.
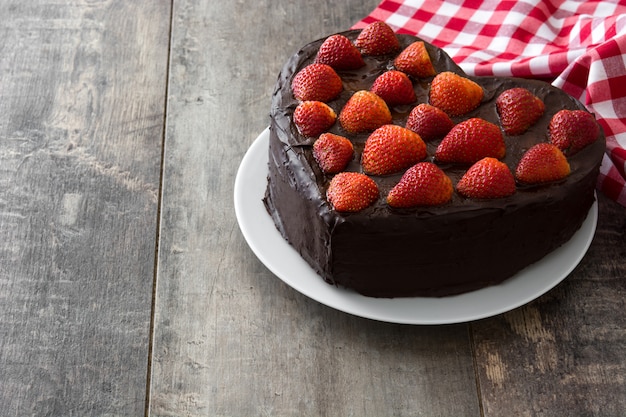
270, 26, 605, 219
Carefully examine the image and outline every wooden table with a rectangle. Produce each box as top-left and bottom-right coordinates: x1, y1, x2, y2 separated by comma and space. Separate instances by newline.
1, 1, 625, 415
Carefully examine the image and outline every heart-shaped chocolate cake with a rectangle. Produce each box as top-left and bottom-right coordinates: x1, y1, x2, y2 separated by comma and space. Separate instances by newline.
263, 23, 605, 298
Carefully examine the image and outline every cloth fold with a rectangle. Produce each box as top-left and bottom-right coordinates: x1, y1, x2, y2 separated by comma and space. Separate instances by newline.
354, 0, 626, 206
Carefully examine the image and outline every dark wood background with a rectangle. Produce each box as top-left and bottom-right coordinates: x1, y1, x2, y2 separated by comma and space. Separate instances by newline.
0, 1, 624, 416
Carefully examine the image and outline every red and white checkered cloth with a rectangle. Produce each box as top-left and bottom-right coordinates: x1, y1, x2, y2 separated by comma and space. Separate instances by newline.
354, 0, 626, 206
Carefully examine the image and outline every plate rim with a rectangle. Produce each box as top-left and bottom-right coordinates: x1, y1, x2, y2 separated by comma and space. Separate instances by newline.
234, 127, 598, 325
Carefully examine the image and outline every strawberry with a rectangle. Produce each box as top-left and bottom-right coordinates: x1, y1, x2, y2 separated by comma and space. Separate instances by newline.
370, 70, 416, 106
327, 172, 379, 212
548, 109, 600, 155
315, 34, 365, 70
387, 162, 453, 207
293, 101, 337, 137
429, 71, 484, 116
405, 103, 454, 141
361, 124, 427, 175
496, 88, 545, 135
354, 21, 400, 56
394, 41, 436, 78
435, 118, 505, 164
338, 90, 392, 133
457, 157, 516, 199
515, 143, 570, 184
291, 63, 343, 102
313, 133, 354, 174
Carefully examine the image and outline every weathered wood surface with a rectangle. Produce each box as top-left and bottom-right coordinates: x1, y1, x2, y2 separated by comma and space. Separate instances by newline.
473, 192, 626, 417
0, 1, 170, 416
2, 1, 626, 416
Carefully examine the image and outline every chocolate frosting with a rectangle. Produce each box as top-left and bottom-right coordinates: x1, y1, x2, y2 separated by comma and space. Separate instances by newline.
264, 30, 605, 297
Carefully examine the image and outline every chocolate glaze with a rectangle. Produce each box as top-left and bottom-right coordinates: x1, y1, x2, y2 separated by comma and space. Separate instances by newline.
264, 30, 605, 298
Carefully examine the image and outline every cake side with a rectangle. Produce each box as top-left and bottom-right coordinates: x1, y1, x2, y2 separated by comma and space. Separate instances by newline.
264, 29, 605, 297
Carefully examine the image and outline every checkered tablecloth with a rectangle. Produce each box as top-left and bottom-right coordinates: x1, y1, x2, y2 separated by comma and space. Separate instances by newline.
354, 0, 626, 206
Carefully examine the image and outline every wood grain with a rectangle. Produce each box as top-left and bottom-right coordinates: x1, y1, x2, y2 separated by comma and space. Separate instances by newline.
0, 1, 170, 415
150, 1, 481, 416
472, 193, 626, 417
4, 1, 625, 416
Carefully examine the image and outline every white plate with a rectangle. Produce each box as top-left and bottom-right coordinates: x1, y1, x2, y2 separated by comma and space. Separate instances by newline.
234, 128, 598, 325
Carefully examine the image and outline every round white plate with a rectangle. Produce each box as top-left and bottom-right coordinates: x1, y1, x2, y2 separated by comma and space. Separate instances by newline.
234, 128, 598, 325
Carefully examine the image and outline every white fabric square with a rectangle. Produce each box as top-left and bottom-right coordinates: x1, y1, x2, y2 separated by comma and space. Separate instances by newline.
402, 0, 426, 8
468, 9, 495, 25
591, 99, 619, 119
615, 131, 626, 149
589, 55, 609, 81
437, 2, 461, 18
487, 35, 514, 53
420, 22, 445, 40
528, 54, 552, 73
387, 12, 412, 29
490, 61, 514, 76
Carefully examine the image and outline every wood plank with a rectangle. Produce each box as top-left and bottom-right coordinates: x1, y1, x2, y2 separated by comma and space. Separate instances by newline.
472, 193, 626, 416
150, 1, 481, 416
0, 1, 170, 415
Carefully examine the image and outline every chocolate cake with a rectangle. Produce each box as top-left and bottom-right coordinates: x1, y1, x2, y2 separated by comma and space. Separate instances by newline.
263, 27, 605, 298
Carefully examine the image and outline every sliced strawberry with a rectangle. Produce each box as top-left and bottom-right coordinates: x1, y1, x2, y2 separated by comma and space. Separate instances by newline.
313, 133, 354, 174
429, 71, 484, 116
293, 101, 337, 137
327, 172, 379, 212
387, 162, 453, 207
338, 90, 392, 133
405, 103, 454, 141
548, 109, 600, 155
457, 157, 516, 199
370, 70, 416, 106
315, 34, 365, 70
515, 143, 571, 184
361, 124, 427, 176
496, 88, 545, 135
292, 63, 343, 102
354, 21, 400, 56
435, 118, 505, 164
394, 41, 436, 78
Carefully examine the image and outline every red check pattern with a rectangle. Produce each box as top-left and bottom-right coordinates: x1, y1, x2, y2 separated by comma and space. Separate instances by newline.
354, 0, 626, 206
